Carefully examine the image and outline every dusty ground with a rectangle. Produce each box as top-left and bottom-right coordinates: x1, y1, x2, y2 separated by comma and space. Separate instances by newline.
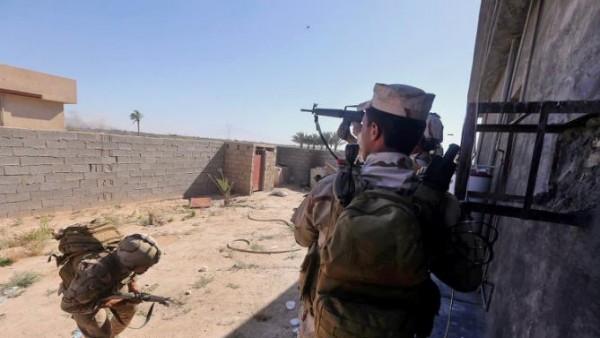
0, 186, 308, 338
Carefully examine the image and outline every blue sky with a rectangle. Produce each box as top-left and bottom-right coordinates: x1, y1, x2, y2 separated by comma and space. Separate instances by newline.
2, 1, 480, 147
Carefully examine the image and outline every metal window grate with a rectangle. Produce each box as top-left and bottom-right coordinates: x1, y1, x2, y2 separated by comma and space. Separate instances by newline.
455, 100, 600, 226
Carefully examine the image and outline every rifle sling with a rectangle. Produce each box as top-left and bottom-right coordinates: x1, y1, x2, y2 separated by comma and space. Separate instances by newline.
110, 302, 156, 330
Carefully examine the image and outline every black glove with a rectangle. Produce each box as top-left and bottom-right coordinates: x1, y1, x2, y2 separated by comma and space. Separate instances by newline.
422, 144, 460, 192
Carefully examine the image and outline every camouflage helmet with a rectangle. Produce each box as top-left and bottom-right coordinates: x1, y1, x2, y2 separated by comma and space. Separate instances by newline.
115, 234, 161, 269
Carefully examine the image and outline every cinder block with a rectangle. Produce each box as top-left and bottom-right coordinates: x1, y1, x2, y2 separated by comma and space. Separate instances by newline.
52, 164, 73, 173
0, 156, 19, 165
23, 139, 47, 149
85, 141, 103, 149
16, 183, 41, 193
1, 138, 25, 147
0, 147, 14, 156
6, 192, 31, 203
45, 173, 84, 182
67, 140, 86, 149
0, 184, 17, 194
10, 129, 36, 139
71, 164, 90, 173
4, 166, 30, 175
78, 133, 100, 141
117, 143, 133, 150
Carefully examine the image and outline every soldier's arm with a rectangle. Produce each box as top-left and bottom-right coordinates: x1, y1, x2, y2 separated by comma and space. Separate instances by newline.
292, 175, 337, 247
60, 261, 113, 314
292, 193, 319, 247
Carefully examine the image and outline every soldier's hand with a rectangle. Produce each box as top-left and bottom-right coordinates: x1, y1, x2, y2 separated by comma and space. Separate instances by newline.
422, 144, 460, 192
102, 298, 123, 308
128, 280, 141, 294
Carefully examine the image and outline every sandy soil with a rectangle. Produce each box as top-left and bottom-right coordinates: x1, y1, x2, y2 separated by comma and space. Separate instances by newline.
0, 186, 308, 338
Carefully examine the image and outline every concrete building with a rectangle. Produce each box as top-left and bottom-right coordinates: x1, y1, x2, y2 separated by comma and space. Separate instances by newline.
458, 1, 600, 337
0, 64, 76, 131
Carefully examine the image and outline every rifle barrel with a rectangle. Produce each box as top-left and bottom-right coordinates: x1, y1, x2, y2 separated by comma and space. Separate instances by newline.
301, 108, 363, 122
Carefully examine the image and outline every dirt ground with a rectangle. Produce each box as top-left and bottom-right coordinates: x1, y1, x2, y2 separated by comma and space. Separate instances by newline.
0, 186, 308, 338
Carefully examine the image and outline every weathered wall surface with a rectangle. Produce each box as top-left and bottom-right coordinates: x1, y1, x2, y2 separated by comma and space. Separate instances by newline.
470, 1, 600, 337
276, 146, 341, 186
224, 142, 255, 195
261, 147, 277, 192
223, 142, 278, 195
0, 127, 225, 218
0, 94, 65, 131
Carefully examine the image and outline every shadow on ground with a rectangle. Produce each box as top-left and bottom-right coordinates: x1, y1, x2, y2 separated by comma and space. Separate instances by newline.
224, 277, 486, 338
224, 284, 300, 338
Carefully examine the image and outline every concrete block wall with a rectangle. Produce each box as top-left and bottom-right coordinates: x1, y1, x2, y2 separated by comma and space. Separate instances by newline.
0, 127, 225, 218
469, 1, 600, 337
224, 142, 255, 195
276, 146, 342, 186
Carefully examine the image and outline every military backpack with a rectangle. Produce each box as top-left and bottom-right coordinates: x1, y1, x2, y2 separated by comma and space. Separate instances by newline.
51, 218, 123, 292
315, 187, 439, 338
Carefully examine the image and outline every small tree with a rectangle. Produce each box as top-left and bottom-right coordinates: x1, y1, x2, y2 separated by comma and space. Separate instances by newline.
207, 169, 234, 207
130, 110, 143, 135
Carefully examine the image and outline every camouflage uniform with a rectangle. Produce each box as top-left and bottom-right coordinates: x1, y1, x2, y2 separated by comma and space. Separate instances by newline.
293, 152, 441, 337
61, 251, 138, 338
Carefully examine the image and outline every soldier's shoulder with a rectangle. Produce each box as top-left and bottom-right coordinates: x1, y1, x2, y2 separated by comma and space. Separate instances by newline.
311, 174, 336, 199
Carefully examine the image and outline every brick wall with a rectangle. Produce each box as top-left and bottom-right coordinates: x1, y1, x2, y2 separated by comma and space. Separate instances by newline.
276, 146, 342, 186
0, 127, 225, 218
224, 142, 254, 195
224, 142, 278, 195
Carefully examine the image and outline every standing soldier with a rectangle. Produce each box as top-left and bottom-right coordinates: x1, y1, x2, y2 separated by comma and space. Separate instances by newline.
293, 83, 459, 337
412, 112, 444, 173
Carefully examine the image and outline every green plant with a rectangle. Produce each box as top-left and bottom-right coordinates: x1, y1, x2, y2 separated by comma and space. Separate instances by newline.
226, 283, 240, 289
2, 271, 41, 289
16, 223, 53, 255
193, 276, 214, 289
207, 169, 234, 206
37, 215, 54, 227
45, 288, 58, 297
0, 257, 14, 267
249, 243, 265, 251
230, 261, 258, 271
181, 209, 196, 221
139, 209, 165, 226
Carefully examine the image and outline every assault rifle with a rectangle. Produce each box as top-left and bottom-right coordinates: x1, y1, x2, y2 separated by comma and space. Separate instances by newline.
300, 103, 364, 123
300, 103, 364, 160
101, 292, 172, 307
98, 292, 172, 329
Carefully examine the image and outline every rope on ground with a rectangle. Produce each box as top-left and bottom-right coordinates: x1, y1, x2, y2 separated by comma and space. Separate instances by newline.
225, 212, 300, 254
227, 239, 301, 254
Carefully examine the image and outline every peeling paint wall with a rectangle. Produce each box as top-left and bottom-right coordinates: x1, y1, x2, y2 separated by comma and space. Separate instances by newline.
470, 1, 600, 337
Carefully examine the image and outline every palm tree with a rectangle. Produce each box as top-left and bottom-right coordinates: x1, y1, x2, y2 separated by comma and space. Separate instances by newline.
130, 110, 143, 135
323, 132, 343, 151
309, 133, 322, 150
292, 132, 308, 148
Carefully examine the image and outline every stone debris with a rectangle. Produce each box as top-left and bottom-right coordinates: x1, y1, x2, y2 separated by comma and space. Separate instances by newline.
270, 190, 288, 197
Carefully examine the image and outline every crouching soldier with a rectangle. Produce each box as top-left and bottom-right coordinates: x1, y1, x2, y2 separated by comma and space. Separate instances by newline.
61, 234, 161, 338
